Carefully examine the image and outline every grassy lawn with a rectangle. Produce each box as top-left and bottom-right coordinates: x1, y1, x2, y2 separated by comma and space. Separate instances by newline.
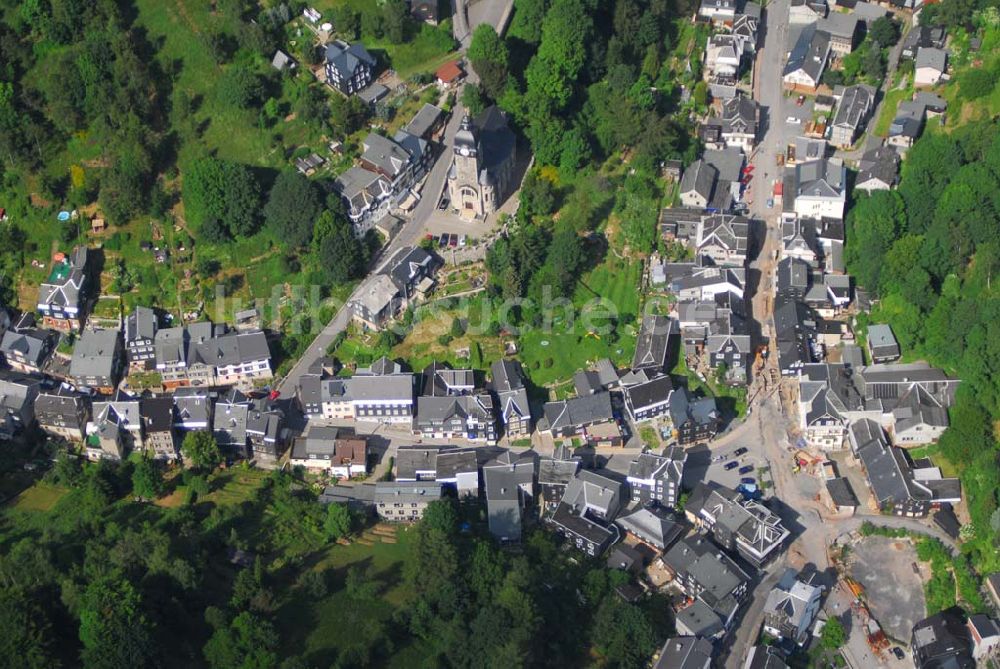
275, 526, 416, 665
906, 443, 959, 478
874, 86, 913, 137
8, 482, 70, 512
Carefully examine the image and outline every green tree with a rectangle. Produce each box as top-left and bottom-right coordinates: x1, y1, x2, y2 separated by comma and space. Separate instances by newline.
182, 431, 222, 471
312, 209, 368, 283
869, 16, 898, 46
79, 576, 157, 669
469, 25, 509, 99
131, 456, 164, 501
462, 84, 488, 117
590, 598, 657, 668
381, 0, 408, 43
204, 610, 278, 669
821, 616, 847, 650
264, 171, 322, 249
218, 65, 265, 109
324, 503, 354, 539
0, 588, 59, 669
182, 158, 262, 239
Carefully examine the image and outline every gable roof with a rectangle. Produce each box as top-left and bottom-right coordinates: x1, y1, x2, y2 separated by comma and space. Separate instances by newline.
615, 505, 685, 550
325, 40, 376, 75
833, 84, 875, 131
542, 392, 615, 432
784, 27, 831, 83
632, 315, 675, 371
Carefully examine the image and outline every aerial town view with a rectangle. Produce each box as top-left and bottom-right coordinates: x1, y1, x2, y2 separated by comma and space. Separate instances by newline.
0, 0, 998, 667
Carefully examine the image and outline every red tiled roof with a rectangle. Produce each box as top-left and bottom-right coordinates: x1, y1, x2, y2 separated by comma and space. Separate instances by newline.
436, 60, 464, 83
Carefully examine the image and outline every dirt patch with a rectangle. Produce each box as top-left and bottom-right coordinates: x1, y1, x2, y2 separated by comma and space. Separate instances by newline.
848, 536, 926, 642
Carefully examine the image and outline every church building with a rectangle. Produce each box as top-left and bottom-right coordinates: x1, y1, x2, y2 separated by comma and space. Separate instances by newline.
447, 106, 517, 220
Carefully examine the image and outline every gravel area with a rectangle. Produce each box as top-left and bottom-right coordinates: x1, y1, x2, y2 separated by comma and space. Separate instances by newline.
849, 536, 927, 642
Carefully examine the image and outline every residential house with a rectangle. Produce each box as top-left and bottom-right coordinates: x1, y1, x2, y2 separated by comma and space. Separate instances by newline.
720, 96, 760, 153
37, 247, 90, 332
669, 388, 720, 446
830, 84, 875, 148
695, 214, 750, 267
140, 396, 177, 460
855, 146, 900, 192
789, 0, 827, 23
0, 372, 41, 439
911, 609, 975, 669
615, 505, 685, 552
699, 0, 737, 24
705, 34, 744, 79
866, 324, 900, 363
671, 266, 747, 301
773, 296, 820, 375
679, 160, 719, 209
483, 450, 537, 542
348, 246, 436, 331
685, 482, 791, 566
374, 482, 445, 522
762, 568, 824, 645
732, 6, 761, 54
213, 388, 251, 452
298, 371, 415, 424
796, 362, 866, 449
359, 131, 430, 202
818, 12, 860, 55
744, 646, 791, 669
901, 25, 947, 60
414, 393, 497, 444
70, 328, 123, 394
890, 385, 949, 445
627, 447, 686, 507
851, 418, 961, 516
245, 397, 285, 460
325, 40, 376, 95
435, 60, 465, 87
825, 477, 859, 514
207, 330, 273, 390
333, 166, 393, 232
968, 615, 1000, 663
703, 147, 745, 206
548, 469, 625, 556
404, 103, 445, 141
395, 445, 480, 497
632, 315, 675, 372
154, 323, 272, 390
914, 47, 947, 87
782, 27, 831, 92
653, 637, 714, 669
289, 426, 369, 478
491, 359, 533, 438
0, 326, 55, 374
660, 208, 705, 243
623, 374, 675, 423
421, 362, 474, 397
124, 306, 157, 370
540, 393, 620, 446
91, 392, 142, 456
271, 49, 295, 71
793, 158, 847, 220
888, 100, 927, 149
173, 387, 213, 433
538, 451, 580, 513
663, 535, 752, 636
34, 387, 89, 442
858, 361, 960, 407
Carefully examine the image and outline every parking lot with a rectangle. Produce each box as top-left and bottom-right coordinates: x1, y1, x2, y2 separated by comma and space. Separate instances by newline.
682, 442, 775, 495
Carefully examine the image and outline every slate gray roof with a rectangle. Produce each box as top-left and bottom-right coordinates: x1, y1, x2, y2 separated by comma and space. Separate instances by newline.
421, 361, 475, 396
615, 505, 685, 550
415, 393, 494, 426
141, 396, 174, 433
491, 359, 532, 426
624, 374, 675, 414
172, 387, 213, 428
833, 84, 875, 131
818, 12, 859, 41
484, 464, 524, 540
38, 247, 88, 311
857, 147, 899, 188
892, 385, 949, 434
361, 133, 413, 179
404, 103, 444, 139
654, 636, 714, 669
688, 482, 790, 560
325, 39, 376, 75
395, 445, 479, 481
334, 166, 392, 210
915, 46, 947, 73
680, 160, 717, 202
826, 477, 858, 507
633, 315, 675, 371
562, 469, 624, 519
784, 27, 831, 82
663, 535, 750, 615
867, 324, 898, 352
538, 456, 580, 487
703, 147, 745, 183
796, 159, 846, 198
542, 392, 615, 432
676, 599, 726, 637
764, 568, 823, 632
343, 374, 415, 403
698, 214, 749, 253
374, 481, 444, 505
1, 329, 53, 366
70, 329, 120, 379
125, 306, 156, 343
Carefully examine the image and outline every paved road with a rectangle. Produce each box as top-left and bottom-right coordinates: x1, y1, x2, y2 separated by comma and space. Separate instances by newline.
276, 107, 467, 397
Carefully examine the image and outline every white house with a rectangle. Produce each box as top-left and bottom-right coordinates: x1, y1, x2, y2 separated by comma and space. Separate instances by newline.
794, 158, 847, 220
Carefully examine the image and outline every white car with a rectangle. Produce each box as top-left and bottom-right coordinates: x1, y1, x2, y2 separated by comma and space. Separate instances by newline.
786, 116, 802, 124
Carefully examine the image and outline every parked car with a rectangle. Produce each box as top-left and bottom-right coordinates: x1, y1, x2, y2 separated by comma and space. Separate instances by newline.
786, 116, 801, 124
438, 234, 449, 247
448, 234, 458, 247
767, 198, 774, 208
459, 234, 467, 247
439, 197, 450, 210
725, 461, 740, 471
738, 465, 754, 475
733, 447, 748, 456
891, 648, 905, 660
796, 95, 806, 106
741, 477, 756, 485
